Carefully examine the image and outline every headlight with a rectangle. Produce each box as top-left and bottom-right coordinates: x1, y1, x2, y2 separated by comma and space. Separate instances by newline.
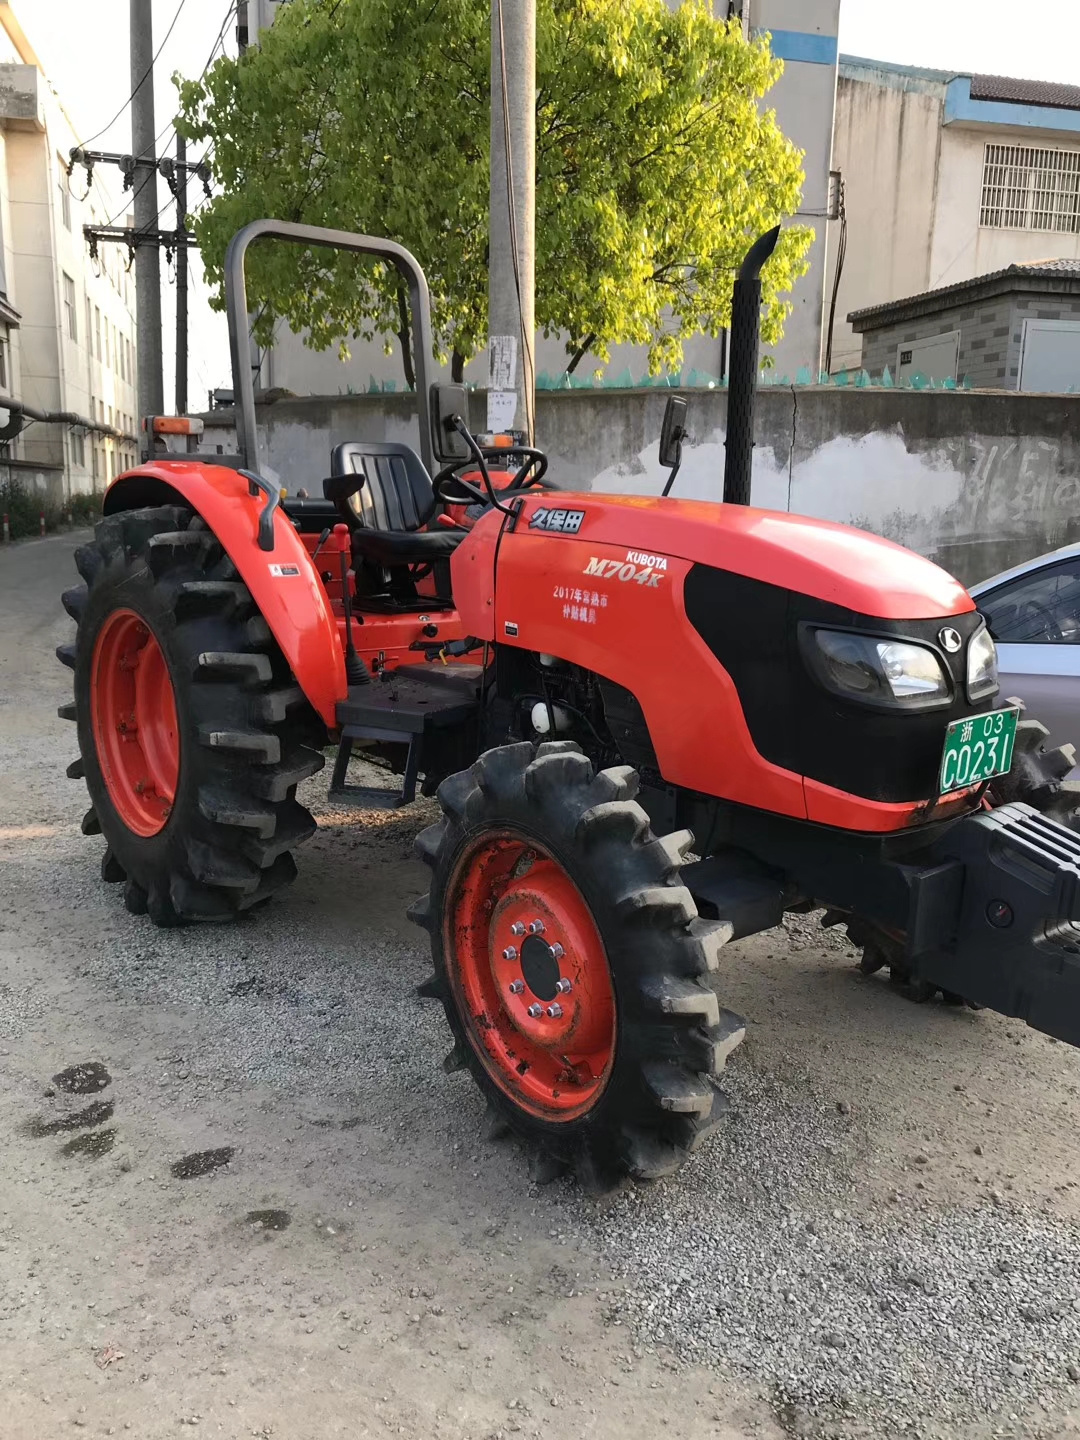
804, 628, 951, 711
967, 623, 999, 702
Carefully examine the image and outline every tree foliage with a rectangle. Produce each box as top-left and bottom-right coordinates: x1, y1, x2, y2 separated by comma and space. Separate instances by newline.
176, 0, 813, 381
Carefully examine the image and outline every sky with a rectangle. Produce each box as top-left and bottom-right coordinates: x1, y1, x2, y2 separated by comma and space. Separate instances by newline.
23, 0, 1080, 405
28, 0, 239, 404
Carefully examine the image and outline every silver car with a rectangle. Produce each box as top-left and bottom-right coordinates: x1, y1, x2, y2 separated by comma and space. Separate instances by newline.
969, 542, 1080, 762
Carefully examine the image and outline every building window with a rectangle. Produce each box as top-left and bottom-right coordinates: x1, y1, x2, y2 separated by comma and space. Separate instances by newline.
981, 143, 1080, 233
62, 273, 77, 340
0, 335, 7, 390
58, 162, 71, 230
71, 431, 85, 468
94, 305, 102, 359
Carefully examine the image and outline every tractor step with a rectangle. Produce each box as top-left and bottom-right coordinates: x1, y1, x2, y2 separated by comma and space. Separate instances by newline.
330, 672, 480, 807
683, 848, 788, 940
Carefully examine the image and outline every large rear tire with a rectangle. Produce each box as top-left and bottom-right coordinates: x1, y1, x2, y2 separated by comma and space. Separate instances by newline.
59, 505, 325, 926
409, 740, 745, 1186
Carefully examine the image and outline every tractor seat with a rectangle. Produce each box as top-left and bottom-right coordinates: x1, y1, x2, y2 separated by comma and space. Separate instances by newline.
350, 526, 462, 566
325, 440, 465, 566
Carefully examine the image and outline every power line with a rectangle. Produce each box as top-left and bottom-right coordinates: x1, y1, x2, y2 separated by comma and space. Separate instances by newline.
76, 0, 193, 151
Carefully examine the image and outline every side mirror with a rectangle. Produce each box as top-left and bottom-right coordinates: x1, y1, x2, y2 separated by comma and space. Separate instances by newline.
430, 383, 471, 464
659, 395, 688, 469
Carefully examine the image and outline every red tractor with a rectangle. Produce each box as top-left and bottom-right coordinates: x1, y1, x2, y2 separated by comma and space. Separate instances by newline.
60, 221, 1080, 1187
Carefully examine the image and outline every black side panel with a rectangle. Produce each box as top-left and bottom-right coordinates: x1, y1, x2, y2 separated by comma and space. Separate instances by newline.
683, 566, 992, 803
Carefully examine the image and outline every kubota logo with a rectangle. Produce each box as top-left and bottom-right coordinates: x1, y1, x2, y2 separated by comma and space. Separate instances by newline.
583, 556, 664, 587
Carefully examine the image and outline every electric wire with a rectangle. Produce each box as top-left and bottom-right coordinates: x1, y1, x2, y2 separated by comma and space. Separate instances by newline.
823, 175, 847, 376
75, 0, 193, 150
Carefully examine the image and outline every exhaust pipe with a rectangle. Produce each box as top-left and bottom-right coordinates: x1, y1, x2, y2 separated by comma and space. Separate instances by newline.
722, 225, 781, 506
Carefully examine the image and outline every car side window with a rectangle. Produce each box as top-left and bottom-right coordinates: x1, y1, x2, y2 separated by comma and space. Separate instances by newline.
980, 559, 1080, 644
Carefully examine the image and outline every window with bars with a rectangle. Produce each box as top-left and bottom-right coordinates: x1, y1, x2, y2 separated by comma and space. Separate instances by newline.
981, 143, 1080, 233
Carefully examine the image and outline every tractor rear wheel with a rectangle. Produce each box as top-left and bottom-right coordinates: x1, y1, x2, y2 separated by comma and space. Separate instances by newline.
410, 740, 745, 1186
59, 504, 325, 926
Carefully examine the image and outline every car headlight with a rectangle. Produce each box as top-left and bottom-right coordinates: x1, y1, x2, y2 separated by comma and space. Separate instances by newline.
967, 623, 999, 703
804, 628, 952, 711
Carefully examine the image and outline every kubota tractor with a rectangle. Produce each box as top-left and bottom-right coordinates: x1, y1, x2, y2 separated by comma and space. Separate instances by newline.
59, 221, 1080, 1186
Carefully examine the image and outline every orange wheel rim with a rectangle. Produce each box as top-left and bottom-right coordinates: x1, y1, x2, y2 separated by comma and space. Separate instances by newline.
90, 609, 179, 838
446, 831, 616, 1121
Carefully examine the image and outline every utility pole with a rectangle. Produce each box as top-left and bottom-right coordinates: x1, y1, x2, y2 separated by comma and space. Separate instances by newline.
175, 132, 188, 416
131, 0, 164, 421
488, 0, 535, 443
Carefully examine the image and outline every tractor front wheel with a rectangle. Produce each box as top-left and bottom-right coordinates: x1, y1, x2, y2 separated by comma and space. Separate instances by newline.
59, 505, 325, 926
410, 741, 745, 1186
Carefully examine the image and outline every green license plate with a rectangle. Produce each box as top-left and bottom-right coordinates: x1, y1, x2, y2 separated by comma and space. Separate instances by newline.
938, 706, 1019, 794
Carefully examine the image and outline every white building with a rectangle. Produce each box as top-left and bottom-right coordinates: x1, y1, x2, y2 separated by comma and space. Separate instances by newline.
0, 3, 138, 503
829, 57, 1080, 375
248, 0, 841, 398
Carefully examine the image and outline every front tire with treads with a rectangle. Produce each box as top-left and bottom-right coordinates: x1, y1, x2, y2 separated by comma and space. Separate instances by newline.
410, 740, 745, 1187
59, 504, 325, 926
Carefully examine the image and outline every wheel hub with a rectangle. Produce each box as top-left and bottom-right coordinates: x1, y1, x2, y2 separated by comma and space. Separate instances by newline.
519, 933, 561, 1001
90, 609, 179, 838
448, 833, 616, 1121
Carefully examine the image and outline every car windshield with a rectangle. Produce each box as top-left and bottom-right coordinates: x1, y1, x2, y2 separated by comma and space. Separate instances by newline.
980, 558, 1080, 643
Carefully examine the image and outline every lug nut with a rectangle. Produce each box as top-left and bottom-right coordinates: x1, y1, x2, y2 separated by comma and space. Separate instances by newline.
528, 919, 545, 935
546, 1003, 563, 1018
501, 946, 518, 961
508, 980, 525, 994
510, 921, 526, 937
555, 978, 572, 994
526, 1003, 543, 1018
550, 943, 565, 959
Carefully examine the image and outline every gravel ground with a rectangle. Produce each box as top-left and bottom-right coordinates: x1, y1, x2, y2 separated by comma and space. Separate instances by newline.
3, 531, 1080, 1440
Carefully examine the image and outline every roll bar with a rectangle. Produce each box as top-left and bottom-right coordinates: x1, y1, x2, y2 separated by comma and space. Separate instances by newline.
225, 219, 437, 474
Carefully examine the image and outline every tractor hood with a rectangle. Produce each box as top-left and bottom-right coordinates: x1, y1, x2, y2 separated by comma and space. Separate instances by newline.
518, 493, 973, 622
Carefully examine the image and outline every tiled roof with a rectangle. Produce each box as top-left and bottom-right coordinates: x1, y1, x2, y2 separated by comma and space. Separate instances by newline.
849, 261, 1080, 330
970, 73, 1080, 111
1012, 257, 1080, 274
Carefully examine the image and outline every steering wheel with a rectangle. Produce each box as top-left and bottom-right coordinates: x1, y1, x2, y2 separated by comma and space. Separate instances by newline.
432, 466, 491, 508
433, 445, 549, 508
1021, 598, 1064, 642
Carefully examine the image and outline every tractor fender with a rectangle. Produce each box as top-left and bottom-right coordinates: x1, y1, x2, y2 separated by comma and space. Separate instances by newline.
104, 462, 346, 727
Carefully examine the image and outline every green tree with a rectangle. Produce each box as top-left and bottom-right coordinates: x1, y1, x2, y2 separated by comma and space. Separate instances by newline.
177, 0, 812, 383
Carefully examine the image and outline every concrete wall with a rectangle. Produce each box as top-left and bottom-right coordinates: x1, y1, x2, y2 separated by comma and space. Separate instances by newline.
828, 62, 945, 373
930, 123, 1080, 291
750, 0, 841, 376
200, 386, 1080, 588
